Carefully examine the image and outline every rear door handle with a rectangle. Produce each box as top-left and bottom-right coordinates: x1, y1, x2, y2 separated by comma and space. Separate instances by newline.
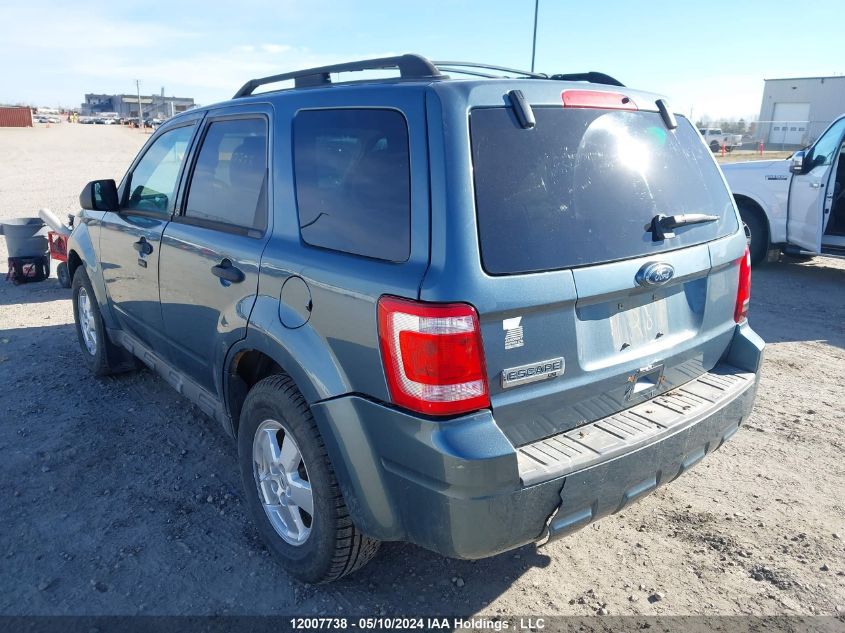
810, 182, 823, 189
133, 237, 153, 255
211, 259, 244, 283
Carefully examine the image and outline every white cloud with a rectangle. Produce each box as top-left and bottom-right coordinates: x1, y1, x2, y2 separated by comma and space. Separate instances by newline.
262, 44, 291, 54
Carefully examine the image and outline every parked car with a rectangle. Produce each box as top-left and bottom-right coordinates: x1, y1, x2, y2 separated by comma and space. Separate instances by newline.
722, 114, 845, 263
699, 127, 742, 152
66, 54, 763, 584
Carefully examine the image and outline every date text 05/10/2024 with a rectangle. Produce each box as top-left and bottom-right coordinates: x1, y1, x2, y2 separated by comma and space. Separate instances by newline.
289, 617, 547, 630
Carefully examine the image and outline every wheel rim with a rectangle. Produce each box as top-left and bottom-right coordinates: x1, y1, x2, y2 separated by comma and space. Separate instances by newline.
743, 221, 753, 246
252, 419, 313, 546
77, 287, 98, 356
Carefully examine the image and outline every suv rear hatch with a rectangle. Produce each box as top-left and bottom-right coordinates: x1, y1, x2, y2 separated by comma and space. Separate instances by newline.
424, 88, 744, 446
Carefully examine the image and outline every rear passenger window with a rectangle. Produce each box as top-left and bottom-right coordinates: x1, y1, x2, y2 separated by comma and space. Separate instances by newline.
293, 109, 410, 262
185, 118, 268, 233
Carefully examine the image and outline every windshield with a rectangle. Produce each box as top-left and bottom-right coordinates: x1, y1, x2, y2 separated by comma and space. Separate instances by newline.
470, 108, 738, 274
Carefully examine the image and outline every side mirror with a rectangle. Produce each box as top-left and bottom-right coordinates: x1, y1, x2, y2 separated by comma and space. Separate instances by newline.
790, 150, 805, 175
79, 179, 119, 211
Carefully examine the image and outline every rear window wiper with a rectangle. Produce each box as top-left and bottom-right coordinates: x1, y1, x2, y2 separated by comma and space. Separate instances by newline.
646, 213, 719, 241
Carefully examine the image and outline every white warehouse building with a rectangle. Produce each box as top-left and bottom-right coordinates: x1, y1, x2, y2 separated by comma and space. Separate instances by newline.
756, 75, 845, 149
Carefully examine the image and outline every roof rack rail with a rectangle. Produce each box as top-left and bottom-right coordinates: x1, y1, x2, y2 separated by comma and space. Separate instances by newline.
549, 72, 625, 87
433, 61, 547, 79
436, 67, 500, 79
233, 54, 442, 98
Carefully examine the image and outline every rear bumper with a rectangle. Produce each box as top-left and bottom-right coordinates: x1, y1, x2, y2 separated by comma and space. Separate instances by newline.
311, 325, 763, 559
544, 370, 755, 542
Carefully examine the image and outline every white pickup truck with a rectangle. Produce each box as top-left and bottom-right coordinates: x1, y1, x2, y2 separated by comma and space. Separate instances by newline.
721, 114, 845, 263
699, 128, 743, 153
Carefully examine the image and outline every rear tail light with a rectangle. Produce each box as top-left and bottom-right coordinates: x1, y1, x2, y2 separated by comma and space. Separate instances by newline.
734, 246, 751, 323
377, 296, 490, 416
561, 89, 638, 110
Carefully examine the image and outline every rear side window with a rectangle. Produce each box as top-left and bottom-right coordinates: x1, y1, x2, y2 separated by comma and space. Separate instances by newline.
470, 108, 738, 274
293, 109, 411, 262
185, 118, 268, 233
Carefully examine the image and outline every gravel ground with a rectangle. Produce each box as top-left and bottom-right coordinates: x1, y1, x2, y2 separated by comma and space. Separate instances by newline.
1, 124, 843, 617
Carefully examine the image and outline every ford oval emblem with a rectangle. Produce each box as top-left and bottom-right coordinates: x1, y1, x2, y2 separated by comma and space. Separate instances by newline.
636, 262, 675, 286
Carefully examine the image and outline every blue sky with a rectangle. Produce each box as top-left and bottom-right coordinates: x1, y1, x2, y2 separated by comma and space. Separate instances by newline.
1, 0, 842, 120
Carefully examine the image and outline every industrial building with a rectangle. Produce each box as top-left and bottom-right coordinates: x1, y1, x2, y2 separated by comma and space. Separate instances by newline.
756, 75, 845, 149
82, 91, 195, 119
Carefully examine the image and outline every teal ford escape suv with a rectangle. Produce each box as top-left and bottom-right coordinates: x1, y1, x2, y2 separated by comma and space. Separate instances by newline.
68, 55, 764, 583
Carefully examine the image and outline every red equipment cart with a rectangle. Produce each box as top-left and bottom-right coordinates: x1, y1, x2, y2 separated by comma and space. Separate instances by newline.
48, 230, 71, 288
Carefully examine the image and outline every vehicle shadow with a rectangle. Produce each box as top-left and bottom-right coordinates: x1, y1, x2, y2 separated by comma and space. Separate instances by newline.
2, 254, 843, 617
0, 274, 70, 306
325, 540, 552, 616
749, 256, 845, 350
0, 321, 542, 617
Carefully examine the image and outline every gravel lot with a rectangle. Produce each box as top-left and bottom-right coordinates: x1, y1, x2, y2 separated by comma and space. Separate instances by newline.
1, 124, 843, 618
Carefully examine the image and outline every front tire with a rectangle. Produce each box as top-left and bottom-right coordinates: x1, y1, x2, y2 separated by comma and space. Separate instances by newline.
238, 375, 380, 583
71, 267, 136, 376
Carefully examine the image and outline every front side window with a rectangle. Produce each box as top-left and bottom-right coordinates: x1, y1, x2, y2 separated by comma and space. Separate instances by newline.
124, 125, 194, 214
808, 117, 845, 168
184, 118, 268, 232
293, 108, 411, 262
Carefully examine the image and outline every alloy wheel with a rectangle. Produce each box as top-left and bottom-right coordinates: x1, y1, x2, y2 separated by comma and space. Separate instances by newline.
77, 287, 98, 356
252, 419, 314, 546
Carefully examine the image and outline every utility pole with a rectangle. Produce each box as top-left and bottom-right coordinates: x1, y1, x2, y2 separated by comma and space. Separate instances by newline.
531, 0, 539, 73
135, 79, 143, 126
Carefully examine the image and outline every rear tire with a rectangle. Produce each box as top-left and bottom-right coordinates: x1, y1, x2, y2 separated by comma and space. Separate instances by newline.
238, 374, 380, 583
738, 203, 768, 265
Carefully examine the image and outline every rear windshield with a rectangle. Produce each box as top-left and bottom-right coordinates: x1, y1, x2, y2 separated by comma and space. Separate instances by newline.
470, 108, 738, 274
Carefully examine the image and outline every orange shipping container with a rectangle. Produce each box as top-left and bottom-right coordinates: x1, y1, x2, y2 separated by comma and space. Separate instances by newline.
0, 107, 33, 127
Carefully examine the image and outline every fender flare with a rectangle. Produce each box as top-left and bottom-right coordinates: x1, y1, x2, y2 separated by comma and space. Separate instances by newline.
222, 294, 352, 413
66, 218, 120, 330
